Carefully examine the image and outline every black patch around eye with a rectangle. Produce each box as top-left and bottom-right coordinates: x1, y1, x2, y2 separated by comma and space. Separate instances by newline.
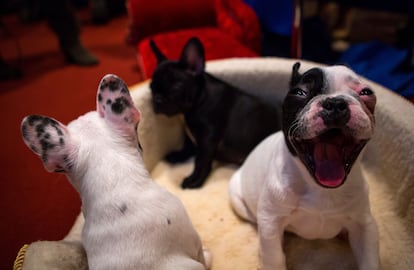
300, 68, 324, 93
289, 88, 307, 97
98, 93, 102, 102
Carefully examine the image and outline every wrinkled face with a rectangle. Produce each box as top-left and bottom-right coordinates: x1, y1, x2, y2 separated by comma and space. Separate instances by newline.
150, 61, 201, 116
283, 64, 376, 188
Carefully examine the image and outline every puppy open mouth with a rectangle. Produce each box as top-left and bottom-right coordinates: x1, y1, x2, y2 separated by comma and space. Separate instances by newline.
292, 129, 367, 188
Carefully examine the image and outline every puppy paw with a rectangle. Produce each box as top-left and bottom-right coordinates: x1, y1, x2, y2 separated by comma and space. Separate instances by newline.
181, 175, 205, 189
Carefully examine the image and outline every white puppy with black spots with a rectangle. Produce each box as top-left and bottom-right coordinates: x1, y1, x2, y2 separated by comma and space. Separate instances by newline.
21, 74, 210, 270
229, 63, 379, 270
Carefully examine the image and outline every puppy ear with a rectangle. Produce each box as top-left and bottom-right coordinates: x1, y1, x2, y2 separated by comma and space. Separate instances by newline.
97, 74, 141, 137
291, 62, 301, 86
149, 39, 167, 65
21, 115, 76, 173
179, 37, 205, 74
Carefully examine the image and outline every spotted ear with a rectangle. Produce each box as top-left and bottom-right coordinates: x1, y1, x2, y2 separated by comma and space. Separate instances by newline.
97, 74, 141, 137
21, 115, 75, 173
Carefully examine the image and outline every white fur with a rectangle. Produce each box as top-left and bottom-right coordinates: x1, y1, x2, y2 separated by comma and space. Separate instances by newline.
69, 112, 208, 270
229, 66, 379, 270
21, 75, 210, 270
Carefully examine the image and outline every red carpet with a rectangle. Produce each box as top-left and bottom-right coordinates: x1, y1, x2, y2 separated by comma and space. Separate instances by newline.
0, 10, 143, 269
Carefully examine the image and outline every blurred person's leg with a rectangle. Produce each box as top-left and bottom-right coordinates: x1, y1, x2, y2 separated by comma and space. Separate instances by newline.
42, 0, 99, 66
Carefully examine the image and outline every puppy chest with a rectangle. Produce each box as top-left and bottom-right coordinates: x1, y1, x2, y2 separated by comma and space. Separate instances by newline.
286, 209, 346, 240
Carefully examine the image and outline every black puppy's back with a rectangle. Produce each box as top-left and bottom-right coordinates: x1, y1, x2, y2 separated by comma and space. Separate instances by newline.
186, 73, 280, 164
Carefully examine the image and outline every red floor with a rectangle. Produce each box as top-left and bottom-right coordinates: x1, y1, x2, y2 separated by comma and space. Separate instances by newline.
0, 10, 143, 269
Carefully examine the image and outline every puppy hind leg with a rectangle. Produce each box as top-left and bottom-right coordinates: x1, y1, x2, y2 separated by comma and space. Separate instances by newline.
229, 171, 256, 223
201, 246, 212, 270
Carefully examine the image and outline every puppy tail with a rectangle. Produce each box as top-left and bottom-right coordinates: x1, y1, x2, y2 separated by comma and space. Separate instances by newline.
229, 171, 256, 223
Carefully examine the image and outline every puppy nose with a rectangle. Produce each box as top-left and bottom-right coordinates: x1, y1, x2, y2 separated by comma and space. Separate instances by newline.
320, 97, 350, 126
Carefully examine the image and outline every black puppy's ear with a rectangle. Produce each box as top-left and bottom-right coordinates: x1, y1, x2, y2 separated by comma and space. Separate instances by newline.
149, 39, 167, 65
290, 62, 301, 86
179, 37, 205, 74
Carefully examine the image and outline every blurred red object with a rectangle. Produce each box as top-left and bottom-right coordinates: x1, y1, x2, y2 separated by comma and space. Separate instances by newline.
126, 0, 262, 78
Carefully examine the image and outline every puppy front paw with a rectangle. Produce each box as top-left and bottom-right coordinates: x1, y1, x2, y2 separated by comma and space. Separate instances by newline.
181, 175, 205, 189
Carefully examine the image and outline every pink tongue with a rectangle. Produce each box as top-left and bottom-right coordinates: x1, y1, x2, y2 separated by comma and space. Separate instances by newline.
314, 142, 345, 187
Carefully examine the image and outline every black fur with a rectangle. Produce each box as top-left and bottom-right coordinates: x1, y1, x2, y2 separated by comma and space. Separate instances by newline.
283, 62, 325, 155
149, 37, 281, 188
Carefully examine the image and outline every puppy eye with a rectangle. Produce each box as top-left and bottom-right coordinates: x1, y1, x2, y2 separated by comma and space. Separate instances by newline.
360, 88, 374, 96
290, 88, 307, 97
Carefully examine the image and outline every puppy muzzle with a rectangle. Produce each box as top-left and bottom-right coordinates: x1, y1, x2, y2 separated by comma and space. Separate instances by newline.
289, 96, 370, 189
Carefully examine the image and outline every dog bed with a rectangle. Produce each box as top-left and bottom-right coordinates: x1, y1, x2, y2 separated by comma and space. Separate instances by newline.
15, 58, 414, 270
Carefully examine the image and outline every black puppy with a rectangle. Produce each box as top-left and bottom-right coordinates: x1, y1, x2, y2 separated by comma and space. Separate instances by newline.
150, 37, 281, 188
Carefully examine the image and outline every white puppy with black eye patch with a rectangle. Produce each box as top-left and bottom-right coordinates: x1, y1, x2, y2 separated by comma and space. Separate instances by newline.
229, 63, 379, 270
21, 74, 210, 270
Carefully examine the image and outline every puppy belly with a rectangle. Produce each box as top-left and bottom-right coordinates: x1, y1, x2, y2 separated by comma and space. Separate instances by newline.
287, 210, 344, 240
